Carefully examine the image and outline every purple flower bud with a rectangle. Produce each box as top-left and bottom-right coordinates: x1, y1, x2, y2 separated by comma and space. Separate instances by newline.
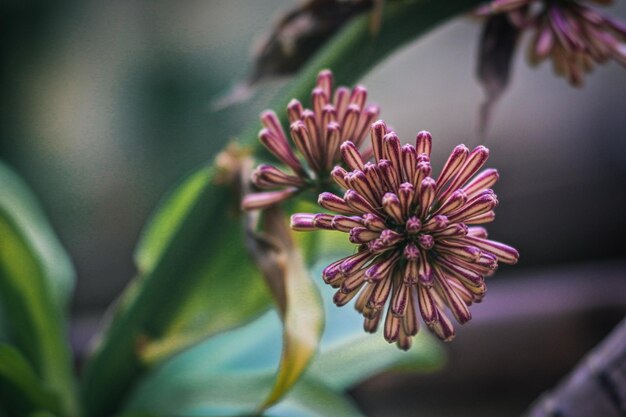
242, 188, 298, 210
290, 213, 317, 231
415, 130, 432, 157
332, 215, 363, 232
363, 212, 387, 231
318, 192, 357, 215
313, 213, 334, 230
418, 234, 435, 250
382, 192, 403, 224
406, 216, 422, 234
370, 120, 388, 161
341, 141, 364, 171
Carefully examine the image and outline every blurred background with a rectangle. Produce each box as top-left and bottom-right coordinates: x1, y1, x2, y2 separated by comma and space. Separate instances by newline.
1, 1, 625, 416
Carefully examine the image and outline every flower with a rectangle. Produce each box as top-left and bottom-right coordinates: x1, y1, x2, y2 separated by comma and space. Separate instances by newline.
242, 69, 380, 210
290, 120, 519, 349
478, 0, 626, 86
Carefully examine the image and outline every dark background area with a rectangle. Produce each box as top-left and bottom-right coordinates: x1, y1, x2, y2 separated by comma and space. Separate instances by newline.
1, 1, 625, 416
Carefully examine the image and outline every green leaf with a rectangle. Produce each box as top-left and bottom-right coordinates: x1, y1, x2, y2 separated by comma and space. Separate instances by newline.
82, 165, 272, 417
0, 162, 78, 417
0, 162, 75, 312
0, 344, 61, 417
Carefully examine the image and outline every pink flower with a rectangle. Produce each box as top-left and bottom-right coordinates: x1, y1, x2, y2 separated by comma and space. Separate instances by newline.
242, 69, 380, 210
291, 120, 519, 349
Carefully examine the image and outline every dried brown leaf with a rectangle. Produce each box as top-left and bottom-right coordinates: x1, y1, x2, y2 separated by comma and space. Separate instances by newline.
242, 161, 324, 410
477, 14, 521, 134
249, 0, 373, 84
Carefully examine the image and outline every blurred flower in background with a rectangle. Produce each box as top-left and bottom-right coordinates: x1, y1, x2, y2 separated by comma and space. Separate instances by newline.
478, 0, 626, 86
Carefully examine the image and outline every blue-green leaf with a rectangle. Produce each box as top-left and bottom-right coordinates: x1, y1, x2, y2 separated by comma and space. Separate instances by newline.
267, 378, 365, 417
123, 311, 281, 414
308, 332, 444, 391
124, 311, 361, 417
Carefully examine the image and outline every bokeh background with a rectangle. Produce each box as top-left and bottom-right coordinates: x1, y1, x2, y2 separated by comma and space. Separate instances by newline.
1, 1, 625, 416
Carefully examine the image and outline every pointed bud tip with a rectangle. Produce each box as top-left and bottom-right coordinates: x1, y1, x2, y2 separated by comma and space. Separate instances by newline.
340, 140, 356, 150
416, 130, 432, 139
260, 109, 276, 120
317, 69, 333, 79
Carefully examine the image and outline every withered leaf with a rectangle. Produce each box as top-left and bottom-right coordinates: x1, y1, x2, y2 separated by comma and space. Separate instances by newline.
243, 160, 323, 409
249, 0, 373, 84
477, 13, 521, 134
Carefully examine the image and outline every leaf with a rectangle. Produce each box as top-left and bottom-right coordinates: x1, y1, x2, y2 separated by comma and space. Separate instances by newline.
0, 162, 78, 417
245, 206, 324, 411
0, 344, 61, 417
0, 161, 75, 312
308, 333, 444, 390
266, 378, 365, 417
123, 311, 281, 414
124, 311, 361, 417
82, 160, 272, 417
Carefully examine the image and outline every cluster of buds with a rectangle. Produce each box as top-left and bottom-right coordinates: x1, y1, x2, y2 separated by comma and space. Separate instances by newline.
291, 121, 519, 349
479, 0, 626, 85
242, 70, 380, 210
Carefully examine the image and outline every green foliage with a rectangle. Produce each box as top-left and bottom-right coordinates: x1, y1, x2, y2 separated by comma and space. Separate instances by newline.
122, 270, 444, 417
81, 166, 272, 416
0, 344, 62, 417
0, 162, 77, 417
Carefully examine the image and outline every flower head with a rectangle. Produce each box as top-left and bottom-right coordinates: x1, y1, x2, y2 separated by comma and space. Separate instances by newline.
478, 0, 626, 85
242, 69, 380, 210
290, 121, 519, 349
